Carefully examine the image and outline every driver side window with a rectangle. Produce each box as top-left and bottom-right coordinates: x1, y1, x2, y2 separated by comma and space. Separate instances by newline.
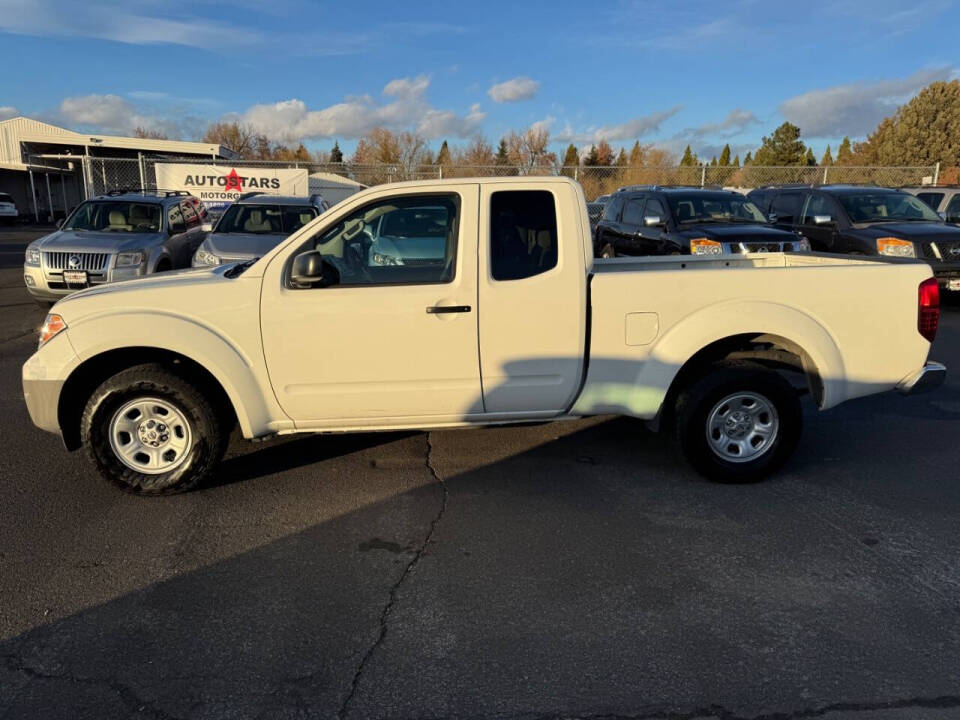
295, 193, 460, 287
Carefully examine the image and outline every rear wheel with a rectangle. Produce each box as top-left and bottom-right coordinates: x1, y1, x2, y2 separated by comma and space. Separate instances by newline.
672, 363, 801, 483
81, 364, 227, 494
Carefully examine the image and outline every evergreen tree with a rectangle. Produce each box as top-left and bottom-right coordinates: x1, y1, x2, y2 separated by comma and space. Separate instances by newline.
820, 145, 833, 165
805, 148, 816, 165
752, 122, 807, 165
561, 143, 579, 178
836, 136, 854, 165
733, 154, 740, 167
628, 140, 644, 166
679, 145, 697, 166
710, 156, 718, 166
743, 151, 753, 165
584, 145, 600, 166
718, 144, 731, 166
330, 141, 343, 163
495, 138, 510, 165
852, 80, 960, 165
436, 140, 452, 166
615, 148, 628, 166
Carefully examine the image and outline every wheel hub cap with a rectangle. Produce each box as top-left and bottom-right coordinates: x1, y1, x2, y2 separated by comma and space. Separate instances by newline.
706, 391, 779, 463
109, 398, 192, 474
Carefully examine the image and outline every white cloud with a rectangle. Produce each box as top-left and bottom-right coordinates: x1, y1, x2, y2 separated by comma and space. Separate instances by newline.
55, 93, 204, 138
237, 75, 485, 141
554, 106, 683, 143
0, 0, 262, 49
779, 67, 955, 138
678, 109, 760, 141
488, 77, 541, 103
0, 106, 20, 121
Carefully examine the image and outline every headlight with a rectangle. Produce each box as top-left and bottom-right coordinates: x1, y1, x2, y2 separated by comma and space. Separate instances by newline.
193, 249, 222, 266
877, 238, 915, 258
25, 248, 40, 266
795, 237, 812, 252
38, 313, 66, 348
690, 238, 723, 255
116, 251, 145, 267
372, 251, 402, 266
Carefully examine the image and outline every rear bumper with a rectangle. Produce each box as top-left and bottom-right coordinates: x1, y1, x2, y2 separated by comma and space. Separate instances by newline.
897, 361, 946, 395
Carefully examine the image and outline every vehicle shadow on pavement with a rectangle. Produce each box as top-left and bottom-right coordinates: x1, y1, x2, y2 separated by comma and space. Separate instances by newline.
3, 401, 960, 719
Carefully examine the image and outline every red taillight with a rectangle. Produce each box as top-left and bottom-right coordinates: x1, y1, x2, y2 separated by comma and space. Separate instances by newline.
919, 277, 940, 342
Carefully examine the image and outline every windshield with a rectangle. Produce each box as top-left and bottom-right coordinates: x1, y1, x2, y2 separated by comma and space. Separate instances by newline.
666, 193, 767, 224
837, 192, 942, 223
215, 204, 318, 235
62, 201, 161, 232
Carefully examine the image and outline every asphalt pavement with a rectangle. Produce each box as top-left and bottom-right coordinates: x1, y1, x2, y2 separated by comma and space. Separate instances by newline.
2, 228, 960, 719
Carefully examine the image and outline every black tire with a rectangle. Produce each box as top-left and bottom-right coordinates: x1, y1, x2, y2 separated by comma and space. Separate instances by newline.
672, 362, 801, 483
81, 364, 227, 494
599, 243, 616, 259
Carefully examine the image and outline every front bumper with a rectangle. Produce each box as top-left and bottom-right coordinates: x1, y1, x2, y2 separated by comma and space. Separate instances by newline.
23, 260, 147, 300
897, 361, 946, 395
22, 331, 79, 436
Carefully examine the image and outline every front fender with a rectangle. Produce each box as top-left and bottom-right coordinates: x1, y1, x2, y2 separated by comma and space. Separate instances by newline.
65, 310, 284, 438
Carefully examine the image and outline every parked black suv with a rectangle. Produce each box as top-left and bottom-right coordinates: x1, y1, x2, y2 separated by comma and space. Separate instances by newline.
748, 184, 960, 290
593, 186, 809, 258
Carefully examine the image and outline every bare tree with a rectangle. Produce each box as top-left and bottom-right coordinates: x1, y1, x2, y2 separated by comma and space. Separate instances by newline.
507, 125, 556, 172
203, 121, 271, 159
134, 126, 169, 140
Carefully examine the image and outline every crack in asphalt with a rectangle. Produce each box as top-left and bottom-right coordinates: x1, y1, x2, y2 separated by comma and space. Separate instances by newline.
3, 653, 185, 720
337, 431, 448, 720
539, 693, 960, 720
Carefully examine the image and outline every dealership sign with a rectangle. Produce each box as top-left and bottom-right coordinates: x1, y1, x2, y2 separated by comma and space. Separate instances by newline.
155, 164, 309, 211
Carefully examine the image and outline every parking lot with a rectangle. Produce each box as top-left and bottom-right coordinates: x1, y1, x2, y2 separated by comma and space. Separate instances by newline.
2, 227, 960, 719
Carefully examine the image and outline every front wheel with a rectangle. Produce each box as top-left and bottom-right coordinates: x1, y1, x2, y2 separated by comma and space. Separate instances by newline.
81, 364, 228, 494
672, 363, 801, 483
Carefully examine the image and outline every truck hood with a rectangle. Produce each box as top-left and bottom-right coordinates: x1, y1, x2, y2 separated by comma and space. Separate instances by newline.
205, 232, 287, 258
59, 265, 229, 304
849, 222, 960, 243
33, 229, 164, 252
676, 223, 798, 241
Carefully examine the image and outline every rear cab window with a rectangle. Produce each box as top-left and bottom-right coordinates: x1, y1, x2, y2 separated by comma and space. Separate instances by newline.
490, 190, 558, 281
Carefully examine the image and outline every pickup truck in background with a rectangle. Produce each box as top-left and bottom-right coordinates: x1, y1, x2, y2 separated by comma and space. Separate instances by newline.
748, 184, 960, 290
22, 177, 945, 494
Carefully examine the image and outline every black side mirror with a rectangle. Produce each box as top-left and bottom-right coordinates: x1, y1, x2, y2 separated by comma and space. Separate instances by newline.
291, 250, 340, 288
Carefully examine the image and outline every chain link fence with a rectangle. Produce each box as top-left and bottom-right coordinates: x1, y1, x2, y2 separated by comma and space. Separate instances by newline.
29, 155, 942, 208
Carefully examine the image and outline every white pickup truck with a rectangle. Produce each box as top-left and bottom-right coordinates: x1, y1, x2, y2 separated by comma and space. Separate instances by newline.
22, 177, 945, 494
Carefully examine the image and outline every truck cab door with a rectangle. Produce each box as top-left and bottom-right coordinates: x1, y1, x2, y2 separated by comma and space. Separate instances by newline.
259, 185, 483, 427
798, 192, 840, 250
477, 184, 587, 415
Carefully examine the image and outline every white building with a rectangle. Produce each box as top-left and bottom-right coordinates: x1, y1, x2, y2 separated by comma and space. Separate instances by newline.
0, 116, 236, 221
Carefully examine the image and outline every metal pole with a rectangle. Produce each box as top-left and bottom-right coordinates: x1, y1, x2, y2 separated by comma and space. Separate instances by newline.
438, 165, 443, 180
138, 152, 145, 191
934, 162, 941, 186
81, 156, 90, 199
700, 165, 706, 188
28, 168, 38, 222
823, 165, 828, 184
574, 166, 579, 181
60, 173, 68, 215
45, 173, 53, 222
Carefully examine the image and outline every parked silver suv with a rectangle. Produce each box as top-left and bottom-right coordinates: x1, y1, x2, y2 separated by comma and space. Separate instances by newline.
192, 193, 328, 267
903, 186, 960, 224
23, 190, 208, 305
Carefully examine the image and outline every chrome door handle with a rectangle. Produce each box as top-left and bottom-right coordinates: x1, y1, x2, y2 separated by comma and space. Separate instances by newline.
426, 305, 471, 314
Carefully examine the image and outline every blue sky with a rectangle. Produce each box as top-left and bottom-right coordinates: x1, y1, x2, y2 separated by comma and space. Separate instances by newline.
0, 0, 958, 160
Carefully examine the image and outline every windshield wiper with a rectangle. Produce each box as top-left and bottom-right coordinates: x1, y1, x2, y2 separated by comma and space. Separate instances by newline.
224, 258, 259, 278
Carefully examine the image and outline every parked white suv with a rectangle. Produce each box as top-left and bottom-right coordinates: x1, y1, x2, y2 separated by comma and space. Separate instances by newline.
22, 177, 945, 494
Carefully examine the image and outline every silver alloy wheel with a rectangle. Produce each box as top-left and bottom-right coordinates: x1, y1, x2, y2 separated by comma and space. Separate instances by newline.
705, 391, 779, 463
108, 397, 193, 475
